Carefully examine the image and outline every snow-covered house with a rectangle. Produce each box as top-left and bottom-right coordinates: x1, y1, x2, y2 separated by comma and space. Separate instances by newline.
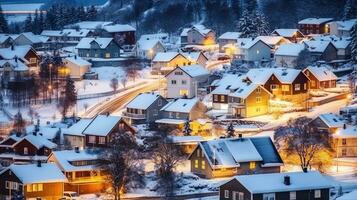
0, 163, 67, 200
151, 52, 190, 75
0, 34, 15, 48
0, 45, 40, 73
48, 149, 107, 194
41, 29, 93, 43
271, 29, 304, 42
82, 114, 135, 148
156, 98, 207, 126
303, 40, 338, 62
165, 64, 210, 99
274, 43, 305, 67
309, 113, 345, 134
189, 136, 283, 178
134, 38, 166, 60
328, 18, 357, 37
102, 24, 136, 48
123, 92, 168, 124
62, 119, 92, 148
256, 36, 291, 52
166, 136, 205, 154
298, 18, 333, 35
235, 38, 272, 62
311, 35, 352, 60
12, 134, 57, 157
180, 25, 215, 46
333, 125, 357, 157
219, 171, 332, 200
13, 32, 44, 50
303, 66, 337, 89
217, 32, 241, 51
182, 51, 208, 66
76, 37, 120, 59
0, 135, 20, 153
63, 55, 92, 80
0, 59, 29, 83
139, 33, 170, 43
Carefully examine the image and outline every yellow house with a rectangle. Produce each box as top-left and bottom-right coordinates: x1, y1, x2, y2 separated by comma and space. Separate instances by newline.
63, 56, 92, 80
151, 52, 190, 75
333, 126, 357, 157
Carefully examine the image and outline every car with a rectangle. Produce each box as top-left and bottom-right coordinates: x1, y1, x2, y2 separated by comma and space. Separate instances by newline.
62, 191, 81, 200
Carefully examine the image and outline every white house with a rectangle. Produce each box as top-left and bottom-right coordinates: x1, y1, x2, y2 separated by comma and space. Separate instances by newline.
63, 56, 92, 80
134, 38, 165, 60
271, 29, 304, 42
256, 36, 290, 53
235, 38, 272, 62
182, 52, 208, 66
181, 25, 215, 46
274, 43, 305, 67
165, 64, 209, 99
329, 18, 357, 37
217, 32, 241, 51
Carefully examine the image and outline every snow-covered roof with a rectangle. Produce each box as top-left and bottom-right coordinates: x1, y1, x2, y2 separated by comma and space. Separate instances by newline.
1, 163, 67, 184
41, 30, 64, 37
0, 135, 21, 146
179, 64, 209, 78
305, 66, 337, 81
0, 34, 14, 43
70, 21, 113, 30
247, 68, 303, 84
218, 32, 242, 40
246, 69, 273, 84
13, 134, 57, 149
103, 24, 136, 33
83, 115, 122, 136
139, 33, 169, 42
18, 32, 42, 44
126, 92, 162, 110
64, 56, 92, 67
298, 18, 333, 25
0, 59, 28, 71
272, 29, 303, 37
136, 38, 163, 51
161, 98, 198, 113
257, 36, 290, 46
182, 52, 207, 62
50, 149, 100, 172
211, 74, 246, 95
304, 40, 333, 53
236, 38, 268, 49
311, 35, 351, 49
336, 190, 357, 200
25, 125, 60, 140
41, 29, 91, 38
230, 82, 266, 99
275, 43, 305, 56
316, 113, 344, 128
332, 18, 357, 31
76, 37, 113, 49
167, 136, 204, 144
155, 118, 186, 124
334, 126, 357, 138
152, 52, 181, 62
180, 25, 211, 37
62, 119, 92, 136
0, 45, 33, 60
197, 137, 282, 168
232, 171, 332, 193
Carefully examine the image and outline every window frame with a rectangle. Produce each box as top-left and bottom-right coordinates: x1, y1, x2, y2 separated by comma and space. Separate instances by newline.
314, 190, 321, 198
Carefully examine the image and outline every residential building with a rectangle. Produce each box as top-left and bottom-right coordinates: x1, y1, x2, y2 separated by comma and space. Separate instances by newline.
11, 134, 57, 158
134, 38, 166, 60
189, 136, 283, 178
102, 24, 136, 49
328, 18, 357, 37
0, 45, 40, 73
303, 40, 338, 61
235, 38, 272, 62
63, 56, 92, 80
0, 163, 67, 200
166, 136, 204, 154
333, 125, 357, 157
271, 29, 304, 42
151, 52, 190, 75
217, 32, 241, 51
76, 37, 120, 59
0, 135, 20, 153
13, 32, 44, 50
166, 64, 210, 99
311, 35, 352, 59
123, 92, 168, 124
0, 59, 29, 83
256, 36, 291, 52
303, 66, 337, 89
67, 21, 113, 30
48, 149, 107, 194
180, 25, 215, 46
309, 113, 345, 134
182, 52, 208, 66
0, 34, 15, 48
219, 171, 332, 200
298, 18, 333, 35
274, 43, 305, 67
41, 29, 93, 49
62, 119, 92, 149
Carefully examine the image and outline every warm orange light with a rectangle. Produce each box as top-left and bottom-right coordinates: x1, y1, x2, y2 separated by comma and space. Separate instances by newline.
203, 37, 215, 46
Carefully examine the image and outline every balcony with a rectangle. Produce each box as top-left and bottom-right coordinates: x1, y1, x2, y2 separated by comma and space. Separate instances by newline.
122, 111, 146, 119
67, 175, 106, 184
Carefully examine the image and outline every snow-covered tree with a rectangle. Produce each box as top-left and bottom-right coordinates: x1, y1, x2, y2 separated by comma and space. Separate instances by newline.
86, 5, 98, 20
226, 122, 235, 137
58, 76, 77, 118
237, 9, 257, 38
244, 0, 258, 12
110, 78, 119, 92
255, 11, 270, 36
343, 0, 357, 20
0, 6, 8, 33
351, 23, 357, 63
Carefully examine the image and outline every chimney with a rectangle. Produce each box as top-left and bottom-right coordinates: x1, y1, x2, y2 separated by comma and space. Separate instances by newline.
37, 160, 42, 167
238, 133, 243, 139
74, 55, 77, 59
11, 45, 14, 51
106, 112, 110, 117
343, 124, 347, 129
74, 146, 80, 153
284, 175, 291, 185
14, 56, 18, 63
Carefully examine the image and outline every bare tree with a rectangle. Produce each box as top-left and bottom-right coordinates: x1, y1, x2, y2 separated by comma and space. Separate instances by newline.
110, 78, 119, 92
274, 117, 333, 172
12, 111, 26, 135
120, 77, 128, 88
83, 103, 89, 112
99, 132, 144, 200
127, 67, 140, 83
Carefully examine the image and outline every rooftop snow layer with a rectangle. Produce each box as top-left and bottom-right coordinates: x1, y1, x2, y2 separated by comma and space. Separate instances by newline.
83, 115, 122, 136
126, 92, 161, 110
65, 56, 92, 66
334, 126, 357, 138
0, 59, 28, 71
218, 32, 242, 40
70, 21, 113, 29
257, 36, 289, 46
13, 134, 57, 149
305, 66, 337, 81
76, 37, 113, 49
62, 119, 92, 136
152, 52, 181, 62
180, 64, 209, 77
136, 38, 162, 51
275, 43, 305, 56
304, 40, 332, 53
298, 18, 333, 25
103, 24, 136, 33
160, 98, 198, 113
50, 149, 100, 172
272, 29, 303, 37
0, 45, 32, 60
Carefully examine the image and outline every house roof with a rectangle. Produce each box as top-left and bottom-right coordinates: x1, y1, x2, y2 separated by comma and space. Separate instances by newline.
211, 74, 246, 95
126, 92, 162, 110
136, 38, 163, 51
0, 59, 28, 71
0, 163, 67, 184
232, 171, 332, 193
305, 66, 337, 81
178, 64, 209, 78
49, 149, 100, 172
272, 29, 304, 38
152, 52, 182, 62
0, 34, 14, 43
0, 135, 21, 146
18, 32, 42, 44
311, 35, 351, 49
304, 40, 333, 53
332, 18, 357, 31
76, 37, 113, 49
316, 113, 344, 128
103, 24, 136, 33
336, 189, 357, 200
25, 125, 60, 140
236, 38, 272, 49
298, 18, 333, 25
64, 56, 92, 67
230, 81, 268, 99
160, 98, 198, 113
182, 52, 207, 62
334, 126, 357, 139
13, 134, 57, 149
0, 45, 33, 60
196, 137, 282, 168
83, 115, 122, 136
41, 29, 91, 38
275, 43, 305, 56
180, 25, 211, 37
247, 68, 303, 84
62, 119, 92, 136
256, 36, 290, 46
218, 32, 242, 40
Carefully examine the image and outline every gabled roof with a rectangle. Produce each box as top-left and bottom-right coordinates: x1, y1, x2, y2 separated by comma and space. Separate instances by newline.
0, 34, 14, 43
0, 163, 67, 184
304, 40, 334, 53
174, 64, 209, 78
211, 74, 246, 95
62, 119, 92, 136
236, 38, 272, 50
316, 113, 344, 128
304, 66, 337, 81
257, 36, 290, 46
247, 68, 304, 84
17, 32, 42, 44
25, 125, 60, 140
83, 115, 122, 136
311, 35, 351, 49
0, 135, 21, 146
0, 59, 28, 71
334, 126, 357, 139
126, 92, 163, 110
331, 18, 357, 31
218, 32, 242, 40
298, 18, 333, 25
64, 56, 92, 67
152, 52, 182, 62
275, 43, 305, 56
41, 29, 91, 38
13, 134, 57, 149
231, 171, 332, 193
76, 37, 114, 49
160, 98, 198, 113
69, 21, 113, 29
49, 149, 100, 172
0, 45, 34, 60
181, 25, 212, 37
272, 29, 304, 38
230, 81, 270, 99
103, 24, 136, 33
136, 38, 163, 51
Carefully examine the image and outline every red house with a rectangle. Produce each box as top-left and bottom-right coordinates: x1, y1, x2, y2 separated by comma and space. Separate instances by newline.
298, 18, 333, 35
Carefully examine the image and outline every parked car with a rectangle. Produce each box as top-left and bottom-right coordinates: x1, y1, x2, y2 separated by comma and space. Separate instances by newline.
62, 191, 81, 200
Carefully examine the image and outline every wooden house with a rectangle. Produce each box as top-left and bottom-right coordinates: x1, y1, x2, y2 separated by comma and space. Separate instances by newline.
0, 135, 20, 154
298, 18, 333, 35
188, 136, 283, 179
62, 119, 92, 149
235, 38, 272, 62
0, 34, 15, 48
219, 171, 332, 200
76, 37, 120, 59
303, 40, 338, 62
151, 52, 190, 75
0, 45, 40, 73
217, 32, 241, 52
271, 29, 304, 42
134, 38, 166, 60
274, 43, 305, 67
102, 24, 136, 49
182, 52, 208, 66
12, 134, 57, 157
309, 113, 345, 134
13, 32, 44, 50
333, 125, 357, 157
303, 66, 337, 89
0, 163, 67, 200
63, 56, 92, 80
180, 25, 215, 46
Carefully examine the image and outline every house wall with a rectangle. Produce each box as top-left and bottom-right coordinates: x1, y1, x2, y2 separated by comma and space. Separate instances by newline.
219, 178, 252, 200
334, 137, 357, 157
304, 69, 336, 89
13, 139, 52, 156
137, 42, 165, 60
244, 87, 270, 118
218, 39, 237, 52
24, 182, 64, 200
299, 23, 330, 35
65, 61, 90, 80
0, 169, 22, 198
25, 49, 40, 72
145, 96, 168, 123
321, 43, 338, 61
152, 54, 190, 75
252, 189, 330, 200
274, 55, 298, 67
212, 94, 229, 110
63, 135, 85, 149
187, 29, 215, 45
64, 182, 107, 194
78, 40, 120, 59
245, 41, 271, 62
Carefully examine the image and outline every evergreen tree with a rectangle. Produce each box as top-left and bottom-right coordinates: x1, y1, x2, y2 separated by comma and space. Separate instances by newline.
255, 11, 270, 36
24, 14, 33, 32
244, 0, 258, 12
226, 122, 235, 137
231, 0, 242, 20
343, 0, 357, 20
58, 76, 77, 118
77, 6, 87, 21
44, 6, 56, 30
33, 9, 40, 34
237, 9, 257, 38
86, 5, 98, 21
183, 119, 192, 136
0, 6, 9, 33
351, 24, 357, 63
39, 10, 45, 32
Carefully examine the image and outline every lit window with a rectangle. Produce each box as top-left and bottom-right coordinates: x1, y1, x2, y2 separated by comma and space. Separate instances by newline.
256, 97, 261, 103
180, 89, 188, 96
256, 50, 260, 54
99, 137, 106, 144
23, 147, 28, 155
105, 53, 111, 58
27, 184, 32, 192
89, 136, 96, 144
256, 107, 261, 113
249, 162, 256, 169
30, 58, 37, 63
37, 183, 43, 191
224, 190, 229, 198
270, 84, 278, 90
256, 87, 261, 93
342, 148, 347, 156
314, 190, 321, 198
220, 95, 225, 102
311, 80, 316, 87
201, 160, 206, 169
304, 83, 307, 90
86, 53, 90, 57
295, 84, 300, 91
194, 160, 199, 168
239, 192, 244, 200
290, 191, 296, 200
282, 85, 289, 92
